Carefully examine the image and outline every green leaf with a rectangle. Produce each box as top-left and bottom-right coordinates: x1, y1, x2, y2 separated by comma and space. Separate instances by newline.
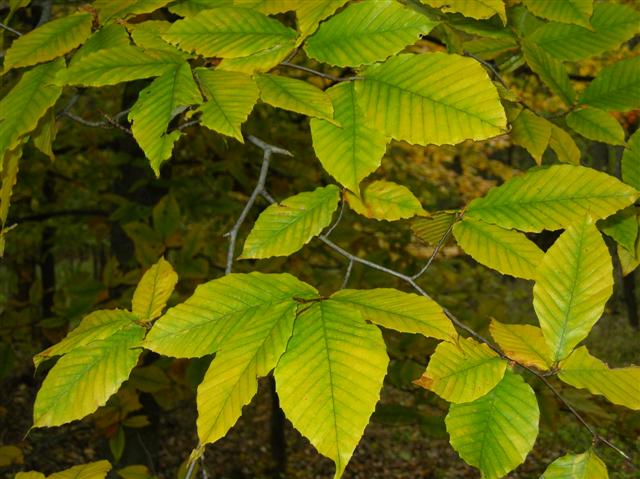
489, 319, 552, 370
566, 107, 625, 146
465, 164, 639, 232
304, 0, 437, 67
163, 7, 297, 58
619, 241, 640, 277
169, 0, 234, 16
233, 0, 298, 14
415, 337, 507, 403
549, 124, 580, 165
522, 0, 592, 28
346, 180, 425, 221
0, 146, 21, 249
144, 272, 316, 357
128, 20, 177, 52
94, 0, 173, 22
598, 207, 638, 253
59, 46, 185, 87
296, 0, 349, 38
31, 109, 58, 161
2, 13, 92, 72
275, 300, 388, 478
310, 82, 386, 193
558, 346, 640, 410
330, 288, 457, 342
197, 294, 300, 444
33, 309, 139, 368
463, 37, 517, 61
411, 211, 457, 245
0, 59, 64, 159
132, 257, 178, 322
48, 461, 112, 479
527, 3, 640, 61
356, 53, 507, 146
241, 185, 340, 259
421, 0, 506, 24
579, 57, 640, 112
446, 370, 539, 479
195, 68, 259, 142
510, 109, 552, 164
521, 41, 574, 106
453, 216, 544, 280
533, 216, 613, 362
128, 62, 202, 175
255, 74, 334, 121
217, 39, 295, 74
70, 24, 132, 66
622, 130, 640, 190
33, 325, 144, 427
541, 449, 608, 479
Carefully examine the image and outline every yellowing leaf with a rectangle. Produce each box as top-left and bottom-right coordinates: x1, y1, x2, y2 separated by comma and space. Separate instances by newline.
3, 13, 93, 71
522, 0, 593, 28
169, 0, 234, 16
128, 20, 177, 52
33, 325, 145, 427
598, 207, 638, 253
275, 301, 388, 479
14, 473, 45, 479
241, 185, 340, 259
233, 0, 297, 14
356, 53, 506, 146
163, 7, 297, 58
31, 109, 58, 161
346, 180, 425, 221
330, 288, 457, 342
71, 24, 132, 66
579, 57, 640, 112
94, 0, 172, 22
489, 319, 552, 370
412, 211, 458, 245
541, 450, 609, 479
415, 337, 507, 403
510, 109, 552, 164
255, 74, 334, 121
522, 40, 575, 106
558, 346, 640, 410
195, 68, 259, 142
48, 461, 112, 479
132, 257, 178, 322
0, 59, 64, 159
549, 124, 580, 165
465, 164, 639, 232
422, 0, 506, 24
622, 130, 640, 191
128, 62, 202, 175
0, 146, 21, 257
144, 273, 316, 358
217, 39, 295, 74
534, 216, 613, 362
566, 107, 625, 146
453, 216, 544, 280
446, 370, 539, 479
304, 0, 437, 67
310, 82, 386, 193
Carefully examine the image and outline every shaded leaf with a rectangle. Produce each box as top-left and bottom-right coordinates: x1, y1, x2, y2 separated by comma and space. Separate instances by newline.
598, 207, 638, 253
622, 130, 640, 190
579, 57, 640, 112
412, 211, 457, 245
296, 0, 349, 38
522, 0, 592, 28
422, 0, 506, 24
71, 25, 131, 65
346, 180, 425, 221
522, 40, 574, 106
255, 74, 334, 121
48, 461, 112, 479
566, 107, 625, 146
549, 124, 580, 165
217, 39, 295, 74
510, 109, 552, 164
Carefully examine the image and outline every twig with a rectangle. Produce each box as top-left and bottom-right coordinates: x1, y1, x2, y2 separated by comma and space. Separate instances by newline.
411, 219, 455, 280
0, 22, 22, 36
463, 51, 509, 90
279, 61, 361, 82
324, 192, 345, 238
341, 259, 354, 289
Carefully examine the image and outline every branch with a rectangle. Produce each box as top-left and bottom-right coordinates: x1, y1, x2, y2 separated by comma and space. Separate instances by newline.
0, 22, 22, 36
411, 218, 455, 280
279, 61, 361, 82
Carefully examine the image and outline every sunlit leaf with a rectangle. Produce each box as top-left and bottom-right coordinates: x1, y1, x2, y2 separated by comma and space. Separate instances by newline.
533, 216, 613, 362
489, 319, 552, 370
579, 57, 640, 112
48, 461, 112, 479
217, 39, 295, 74
510, 109, 552, 164
522, 0, 592, 28
94, 0, 173, 22
346, 180, 426, 221
296, 0, 349, 38
422, 0, 506, 24
71, 24, 131, 66
132, 257, 178, 322
541, 449, 608, 479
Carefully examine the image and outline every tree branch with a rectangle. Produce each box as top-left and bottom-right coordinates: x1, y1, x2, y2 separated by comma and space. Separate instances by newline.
0, 22, 22, 36
279, 61, 361, 82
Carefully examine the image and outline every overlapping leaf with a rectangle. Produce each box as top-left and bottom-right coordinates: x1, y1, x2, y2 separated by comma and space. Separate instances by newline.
144, 273, 316, 357
129, 62, 202, 175
47, 461, 112, 479
446, 370, 539, 479
33, 325, 144, 427
558, 346, 640, 410
255, 74, 334, 121
522, 41, 574, 106
522, 0, 592, 28
489, 320, 552, 370
0, 59, 64, 160
579, 57, 640, 112
70, 24, 131, 66
346, 180, 425, 221
0, 146, 21, 256
541, 450, 609, 479
356, 53, 506, 146
549, 124, 580, 165
233, 0, 297, 14
465, 165, 639, 232
453, 216, 544, 280
217, 39, 295, 74
94, 0, 173, 23
304, 0, 437, 67
415, 337, 507, 403
132, 257, 178, 322
533, 216, 613, 362
412, 211, 457, 245
527, 3, 640, 61
241, 185, 340, 259
422, 0, 506, 24
128, 21, 177, 52
296, 0, 349, 38
169, 0, 234, 16
598, 207, 638, 253
195, 68, 259, 142
3, 13, 93, 71
566, 107, 625, 146
510, 109, 552, 164
275, 300, 388, 479
163, 7, 296, 58
622, 130, 640, 190
311, 82, 386, 193
330, 288, 457, 342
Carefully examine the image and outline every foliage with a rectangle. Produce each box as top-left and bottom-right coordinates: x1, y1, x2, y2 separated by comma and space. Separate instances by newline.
0, 0, 639, 478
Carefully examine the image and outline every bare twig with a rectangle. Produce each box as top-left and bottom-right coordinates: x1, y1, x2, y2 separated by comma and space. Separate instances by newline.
463, 51, 509, 90
0, 22, 22, 36
324, 192, 345, 238
411, 219, 455, 280
279, 61, 361, 82
341, 259, 354, 289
